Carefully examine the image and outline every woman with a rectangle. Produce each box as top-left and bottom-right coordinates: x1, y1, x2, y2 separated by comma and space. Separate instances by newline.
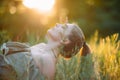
0, 23, 91, 80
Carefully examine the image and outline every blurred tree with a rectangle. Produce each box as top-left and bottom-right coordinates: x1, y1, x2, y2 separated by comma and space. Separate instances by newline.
55, 0, 120, 38
0, 30, 10, 45
0, 0, 120, 42
0, 0, 47, 42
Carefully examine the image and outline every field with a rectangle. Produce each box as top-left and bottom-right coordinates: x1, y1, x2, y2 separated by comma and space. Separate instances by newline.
0, 31, 120, 80
0, 0, 120, 80
55, 32, 120, 80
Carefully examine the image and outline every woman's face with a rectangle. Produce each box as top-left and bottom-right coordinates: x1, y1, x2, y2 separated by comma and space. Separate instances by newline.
46, 24, 73, 43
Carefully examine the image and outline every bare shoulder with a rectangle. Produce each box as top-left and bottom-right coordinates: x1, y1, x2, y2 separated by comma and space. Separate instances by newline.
31, 43, 46, 49
30, 43, 46, 59
30, 43, 46, 52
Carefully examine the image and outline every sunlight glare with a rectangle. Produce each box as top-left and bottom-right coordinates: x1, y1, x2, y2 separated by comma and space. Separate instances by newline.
23, 0, 55, 12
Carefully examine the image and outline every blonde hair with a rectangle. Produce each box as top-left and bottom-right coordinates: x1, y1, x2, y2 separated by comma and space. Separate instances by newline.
60, 24, 91, 58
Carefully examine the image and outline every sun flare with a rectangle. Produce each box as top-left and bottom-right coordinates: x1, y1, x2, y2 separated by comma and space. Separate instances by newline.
23, 0, 55, 12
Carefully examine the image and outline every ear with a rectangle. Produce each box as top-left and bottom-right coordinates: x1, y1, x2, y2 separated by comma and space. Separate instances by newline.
60, 38, 71, 45
81, 42, 91, 56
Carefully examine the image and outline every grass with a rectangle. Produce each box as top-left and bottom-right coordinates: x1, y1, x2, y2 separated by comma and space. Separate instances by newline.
0, 30, 120, 80
89, 32, 120, 80
55, 32, 120, 80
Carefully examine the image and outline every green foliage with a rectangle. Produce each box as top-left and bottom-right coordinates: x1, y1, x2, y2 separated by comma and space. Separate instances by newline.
55, 33, 120, 80
57, 0, 120, 37
0, 30, 10, 45
0, 29, 119, 80
26, 32, 45, 46
0, 0, 120, 39
55, 54, 95, 80
55, 56, 80, 80
0, 0, 120, 79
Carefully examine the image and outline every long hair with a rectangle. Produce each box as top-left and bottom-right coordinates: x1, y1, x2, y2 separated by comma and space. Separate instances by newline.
60, 24, 91, 58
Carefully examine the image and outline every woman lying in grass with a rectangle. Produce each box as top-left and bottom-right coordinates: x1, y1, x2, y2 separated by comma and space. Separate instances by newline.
0, 23, 91, 80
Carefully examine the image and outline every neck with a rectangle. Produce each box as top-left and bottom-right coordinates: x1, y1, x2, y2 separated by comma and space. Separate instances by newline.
45, 42, 61, 59
51, 48, 59, 59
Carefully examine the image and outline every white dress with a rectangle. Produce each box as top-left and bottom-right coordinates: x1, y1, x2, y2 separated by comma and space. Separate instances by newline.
31, 43, 56, 80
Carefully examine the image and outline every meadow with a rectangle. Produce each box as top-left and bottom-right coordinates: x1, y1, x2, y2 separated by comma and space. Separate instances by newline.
55, 32, 120, 80
0, 31, 120, 80
0, 0, 120, 80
